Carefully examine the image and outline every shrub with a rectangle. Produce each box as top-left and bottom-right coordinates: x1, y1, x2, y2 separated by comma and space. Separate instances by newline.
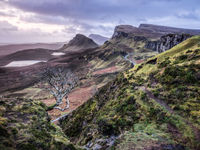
158, 58, 171, 68
185, 71, 197, 84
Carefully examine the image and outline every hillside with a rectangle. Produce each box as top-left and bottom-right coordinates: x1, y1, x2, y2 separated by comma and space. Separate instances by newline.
0, 48, 53, 66
60, 36, 200, 150
0, 42, 64, 57
89, 34, 109, 45
0, 97, 80, 150
60, 34, 98, 52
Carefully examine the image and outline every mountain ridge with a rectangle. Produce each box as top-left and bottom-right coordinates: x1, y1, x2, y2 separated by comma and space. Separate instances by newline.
60, 34, 98, 52
112, 24, 200, 39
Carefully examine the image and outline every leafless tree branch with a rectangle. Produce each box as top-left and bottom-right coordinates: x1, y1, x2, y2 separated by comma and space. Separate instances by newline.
40, 66, 78, 111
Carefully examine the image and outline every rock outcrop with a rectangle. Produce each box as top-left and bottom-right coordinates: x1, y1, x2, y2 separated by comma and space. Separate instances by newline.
112, 25, 194, 53
145, 34, 192, 53
61, 34, 98, 51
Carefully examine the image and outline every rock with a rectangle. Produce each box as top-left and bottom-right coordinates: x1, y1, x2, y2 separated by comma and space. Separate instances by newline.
112, 24, 196, 53
92, 144, 102, 150
145, 34, 192, 53
160, 144, 185, 150
86, 135, 118, 150
133, 36, 147, 42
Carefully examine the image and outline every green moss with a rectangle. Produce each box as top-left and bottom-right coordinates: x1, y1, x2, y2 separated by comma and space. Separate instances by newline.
115, 122, 172, 150
0, 98, 78, 150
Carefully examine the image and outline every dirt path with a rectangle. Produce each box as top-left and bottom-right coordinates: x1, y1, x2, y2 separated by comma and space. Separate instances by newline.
138, 86, 173, 113
124, 53, 135, 65
137, 85, 200, 146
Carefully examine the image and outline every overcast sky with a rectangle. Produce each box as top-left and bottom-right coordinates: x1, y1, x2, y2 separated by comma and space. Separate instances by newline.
0, 0, 200, 43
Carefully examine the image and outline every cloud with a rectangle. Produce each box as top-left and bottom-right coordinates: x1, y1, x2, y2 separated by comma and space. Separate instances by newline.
0, 21, 18, 32
0, 0, 199, 43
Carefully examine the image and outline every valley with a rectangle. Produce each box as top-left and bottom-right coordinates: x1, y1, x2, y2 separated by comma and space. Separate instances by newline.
0, 24, 200, 150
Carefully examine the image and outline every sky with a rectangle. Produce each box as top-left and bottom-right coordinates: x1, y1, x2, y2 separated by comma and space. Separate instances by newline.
0, 0, 200, 43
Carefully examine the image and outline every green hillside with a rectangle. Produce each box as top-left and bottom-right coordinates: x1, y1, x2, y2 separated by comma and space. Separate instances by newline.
60, 36, 200, 150
0, 98, 80, 150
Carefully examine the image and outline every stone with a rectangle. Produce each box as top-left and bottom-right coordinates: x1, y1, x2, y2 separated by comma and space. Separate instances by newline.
145, 34, 192, 53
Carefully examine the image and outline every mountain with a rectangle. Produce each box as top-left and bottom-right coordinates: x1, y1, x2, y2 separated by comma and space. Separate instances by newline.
145, 33, 192, 53
60, 34, 98, 52
89, 34, 109, 45
104, 24, 200, 63
60, 36, 200, 149
112, 24, 162, 39
139, 24, 200, 35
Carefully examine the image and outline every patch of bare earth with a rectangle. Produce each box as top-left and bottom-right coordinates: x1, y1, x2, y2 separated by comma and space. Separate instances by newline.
135, 59, 144, 64
92, 66, 118, 75
42, 85, 95, 121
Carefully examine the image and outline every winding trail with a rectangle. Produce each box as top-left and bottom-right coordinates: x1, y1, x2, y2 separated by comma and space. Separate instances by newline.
51, 113, 69, 123
138, 86, 173, 113
124, 53, 135, 66
137, 85, 200, 144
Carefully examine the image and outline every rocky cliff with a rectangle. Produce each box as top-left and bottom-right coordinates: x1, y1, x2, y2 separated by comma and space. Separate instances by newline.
111, 25, 193, 53
145, 34, 192, 53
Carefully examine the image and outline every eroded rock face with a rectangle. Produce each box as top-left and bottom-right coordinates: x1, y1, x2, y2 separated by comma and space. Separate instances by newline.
112, 24, 195, 54
145, 34, 192, 53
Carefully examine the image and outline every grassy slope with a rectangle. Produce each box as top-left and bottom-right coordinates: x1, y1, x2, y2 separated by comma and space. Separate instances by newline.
102, 36, 158, 61
0, 98, 80, 150
60, 36, 200, 149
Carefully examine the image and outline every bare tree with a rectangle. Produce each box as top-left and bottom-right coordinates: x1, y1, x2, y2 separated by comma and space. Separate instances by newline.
41, 67, 78, 111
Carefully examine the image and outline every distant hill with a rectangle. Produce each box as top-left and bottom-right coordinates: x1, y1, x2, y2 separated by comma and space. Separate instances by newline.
89, 34, 109, 45
60, 34, 98, 52
0, 42, 64, 57
0, 48, 53, 66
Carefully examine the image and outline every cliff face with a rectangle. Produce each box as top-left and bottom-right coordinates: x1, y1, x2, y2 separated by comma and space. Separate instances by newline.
112, 25, 192, 53
145, 34, 192, 53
